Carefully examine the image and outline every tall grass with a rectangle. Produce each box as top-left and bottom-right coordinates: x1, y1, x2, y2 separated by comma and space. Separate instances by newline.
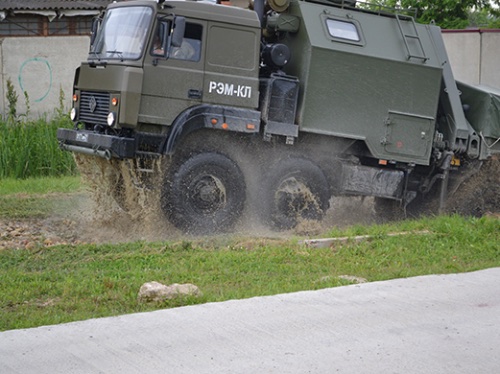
0, 81, 77, 179
0, 115, 77, 179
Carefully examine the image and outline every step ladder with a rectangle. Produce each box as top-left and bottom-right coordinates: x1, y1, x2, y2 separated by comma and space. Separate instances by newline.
395, 14, 428, 63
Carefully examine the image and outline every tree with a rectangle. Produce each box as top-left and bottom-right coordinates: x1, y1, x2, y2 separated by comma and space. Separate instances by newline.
468, 8, 500, 28
374, 0, 500, 29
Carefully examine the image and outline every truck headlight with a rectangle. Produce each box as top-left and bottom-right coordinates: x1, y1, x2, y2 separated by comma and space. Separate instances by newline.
107, 112, 116, 126
70, 108, 77, 121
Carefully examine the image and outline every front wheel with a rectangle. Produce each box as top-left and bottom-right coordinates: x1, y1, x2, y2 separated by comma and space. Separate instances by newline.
259, 158, 330, 230
162, 152, 246, 234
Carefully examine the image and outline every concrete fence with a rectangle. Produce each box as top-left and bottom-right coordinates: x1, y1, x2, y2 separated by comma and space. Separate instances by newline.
442, 29, 500, 89
0, 30, 499, 118
0, 36, 90, 119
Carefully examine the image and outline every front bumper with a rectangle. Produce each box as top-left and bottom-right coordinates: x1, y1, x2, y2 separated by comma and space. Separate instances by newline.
57, 128, 136, 159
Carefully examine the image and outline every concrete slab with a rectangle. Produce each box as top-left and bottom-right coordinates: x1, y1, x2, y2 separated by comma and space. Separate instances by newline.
1, 268, 499, 374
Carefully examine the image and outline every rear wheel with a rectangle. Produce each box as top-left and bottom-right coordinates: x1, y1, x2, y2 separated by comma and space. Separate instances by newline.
163, 152, 246, 234
259, 158, 330, 230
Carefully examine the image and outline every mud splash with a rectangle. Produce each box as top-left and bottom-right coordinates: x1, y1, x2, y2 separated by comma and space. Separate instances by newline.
73, 154, 182, 243
68, 154, 499, 243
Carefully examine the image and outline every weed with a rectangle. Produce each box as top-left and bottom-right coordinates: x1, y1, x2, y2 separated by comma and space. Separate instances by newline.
23, 91, 31, 119
6, 78, 18, 123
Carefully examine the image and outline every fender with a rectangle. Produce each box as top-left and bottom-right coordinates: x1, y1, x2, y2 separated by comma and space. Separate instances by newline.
162, 104, 261, 155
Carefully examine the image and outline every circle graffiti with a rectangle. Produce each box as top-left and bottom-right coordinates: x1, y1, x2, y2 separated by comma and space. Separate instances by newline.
18, 58, 53, 103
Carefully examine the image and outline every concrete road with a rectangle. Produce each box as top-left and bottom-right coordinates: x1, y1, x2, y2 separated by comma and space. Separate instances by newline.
1, 268, 499, 374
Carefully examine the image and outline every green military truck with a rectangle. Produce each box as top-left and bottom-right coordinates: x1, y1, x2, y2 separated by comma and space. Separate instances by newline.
57, 0, 500, 233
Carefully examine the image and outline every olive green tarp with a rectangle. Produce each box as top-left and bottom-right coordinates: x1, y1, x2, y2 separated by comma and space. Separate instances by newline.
457, 81, 500, 139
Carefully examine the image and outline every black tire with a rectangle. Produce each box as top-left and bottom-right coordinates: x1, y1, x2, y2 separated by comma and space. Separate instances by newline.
163, 152, 246, 234
259, 158, 330, 230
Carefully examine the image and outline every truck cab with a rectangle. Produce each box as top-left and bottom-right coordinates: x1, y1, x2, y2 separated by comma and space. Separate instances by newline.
61, 0, 262, 159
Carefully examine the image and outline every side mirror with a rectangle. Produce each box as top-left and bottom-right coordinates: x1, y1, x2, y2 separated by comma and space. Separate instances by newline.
89, 15, 102, 48
171, 16, 185, 48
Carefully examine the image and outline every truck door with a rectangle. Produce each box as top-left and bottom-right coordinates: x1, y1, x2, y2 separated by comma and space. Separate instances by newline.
140, 19, 206, 126
203, 22, 260, 110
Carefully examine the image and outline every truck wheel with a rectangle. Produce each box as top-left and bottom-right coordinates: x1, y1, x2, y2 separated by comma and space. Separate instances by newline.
163, 152, 245, 234
260, 158, 330, 230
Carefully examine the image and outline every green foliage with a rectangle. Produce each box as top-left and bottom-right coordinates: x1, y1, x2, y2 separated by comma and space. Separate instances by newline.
0, 116, 77, 179
374, 0, 500, 29
23, 91, 31, 119
0, 83, 76, 179
468, 8, 500, 28
56, 86, 67, 119
6, 78, 18, 122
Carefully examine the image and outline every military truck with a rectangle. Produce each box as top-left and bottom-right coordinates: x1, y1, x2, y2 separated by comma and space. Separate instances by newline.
57, 0, 500, 233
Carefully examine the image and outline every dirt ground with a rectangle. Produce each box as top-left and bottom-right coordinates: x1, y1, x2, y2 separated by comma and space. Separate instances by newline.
445, 156, 500, 217
1, 157, 499, 251
0, 194, 377, 250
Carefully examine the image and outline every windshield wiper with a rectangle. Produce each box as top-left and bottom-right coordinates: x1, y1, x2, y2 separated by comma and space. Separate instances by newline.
88, 51, 107, 66
106, 50, 124, 61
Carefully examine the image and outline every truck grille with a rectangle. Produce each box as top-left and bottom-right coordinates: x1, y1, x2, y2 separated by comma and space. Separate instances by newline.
79, 91, 110, 126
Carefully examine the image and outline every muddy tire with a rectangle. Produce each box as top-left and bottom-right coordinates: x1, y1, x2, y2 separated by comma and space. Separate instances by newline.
259, 158, 330, 230
163, 152, 246, 234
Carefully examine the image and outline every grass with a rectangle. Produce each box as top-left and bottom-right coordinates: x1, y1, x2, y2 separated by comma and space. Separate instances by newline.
0, 176, 499, 331
0, 176, 82, 196
0, 115, 77, 179
0, 176, 83, 218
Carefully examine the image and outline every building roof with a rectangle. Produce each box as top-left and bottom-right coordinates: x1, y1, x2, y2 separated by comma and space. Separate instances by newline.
0, 1, 113, 11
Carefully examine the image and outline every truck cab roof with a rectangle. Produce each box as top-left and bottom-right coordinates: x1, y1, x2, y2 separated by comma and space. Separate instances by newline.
109, 0, 260, 27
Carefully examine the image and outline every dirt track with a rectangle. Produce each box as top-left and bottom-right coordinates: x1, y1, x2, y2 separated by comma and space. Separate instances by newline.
0, 194, 377, 250
1, 157, 499, 251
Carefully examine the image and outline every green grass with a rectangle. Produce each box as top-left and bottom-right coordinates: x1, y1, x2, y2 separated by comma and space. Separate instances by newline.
0, 176, 83, 218
0, 116, 76, 179
0, 176, 82, 196
1, 211, 499, 331
0, 178, 498, 331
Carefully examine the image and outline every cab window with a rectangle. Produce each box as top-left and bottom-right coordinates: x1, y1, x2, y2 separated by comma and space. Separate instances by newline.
151, 21, 202, 62
171, 23, 202, 61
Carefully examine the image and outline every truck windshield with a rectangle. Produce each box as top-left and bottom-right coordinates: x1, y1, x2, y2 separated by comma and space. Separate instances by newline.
90, 6, 153, 60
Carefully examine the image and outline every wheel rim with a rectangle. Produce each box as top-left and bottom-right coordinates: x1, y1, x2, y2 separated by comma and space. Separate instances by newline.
187, 173, 227, 215
164, 151, 246, 233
